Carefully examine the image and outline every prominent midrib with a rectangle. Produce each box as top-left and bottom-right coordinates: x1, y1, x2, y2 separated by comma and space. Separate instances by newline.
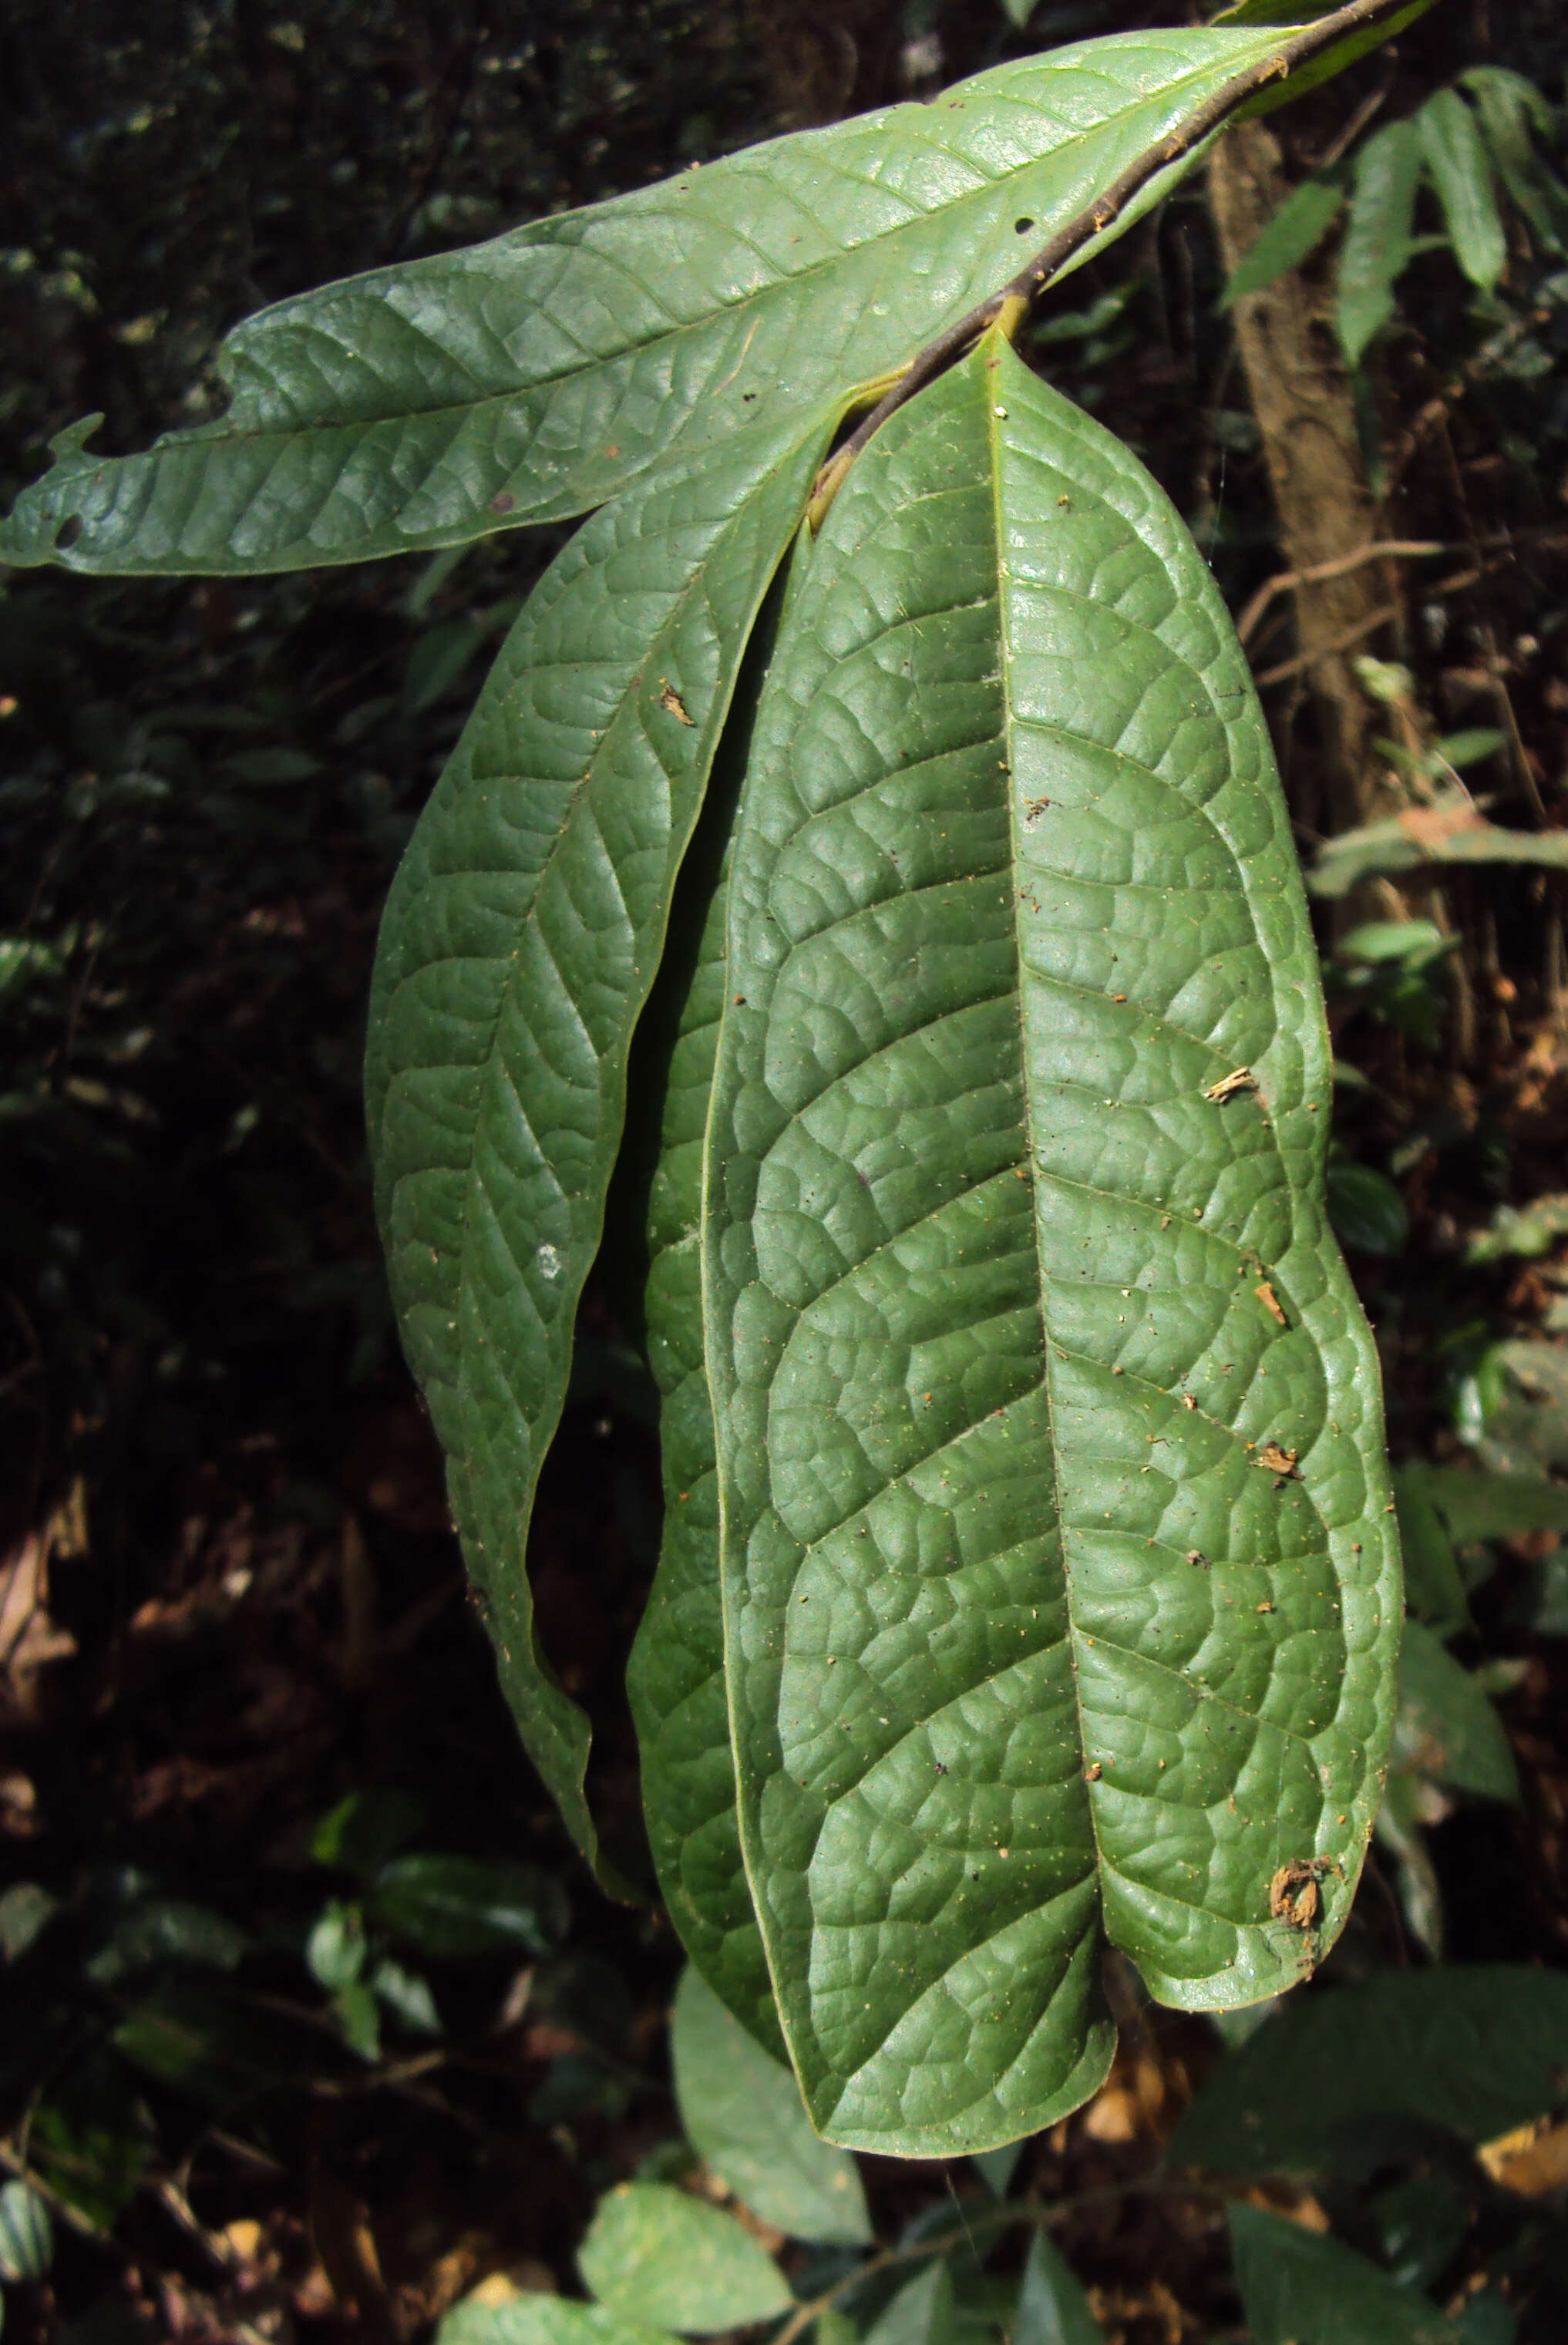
982, 349, 1106, 1926
151, 48, 1257, 453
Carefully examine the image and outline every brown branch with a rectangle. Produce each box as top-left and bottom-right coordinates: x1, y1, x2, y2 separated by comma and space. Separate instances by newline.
812, 0, 1428, 513
1253, 601, 1401, 687
1237, 540, 1444, 645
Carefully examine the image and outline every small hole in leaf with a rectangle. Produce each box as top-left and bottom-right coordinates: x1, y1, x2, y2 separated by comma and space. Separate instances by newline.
55, 514, 83, 550
1014, 217, 1035, 235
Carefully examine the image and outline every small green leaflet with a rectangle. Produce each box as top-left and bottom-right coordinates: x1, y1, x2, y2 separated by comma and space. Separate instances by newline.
701, 331, 1398, 2152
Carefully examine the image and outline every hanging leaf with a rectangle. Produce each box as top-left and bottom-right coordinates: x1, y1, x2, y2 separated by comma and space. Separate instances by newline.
1230, 2202, 1466, 2344
365, 414, 833, 1870
702, 331, 1398, 2154
1220, 170, 1347, 308
1460, 67, 1568, 254
670, 1967, 872, 2243
365, 1854, 569, 1957
1338, 119, 1425, 363
863, 2268, 961, 2345
625, 678, 779, 2044
1170, 1964, 1568, 2177
1417, 88, 1507, 291
0, 2184, 53, 2286
0, 28, 1311, 577
579, 2185, 793, 2335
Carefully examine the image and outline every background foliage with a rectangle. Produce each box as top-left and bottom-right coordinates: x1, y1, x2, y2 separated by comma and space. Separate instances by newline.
4, 1, 1568, 2339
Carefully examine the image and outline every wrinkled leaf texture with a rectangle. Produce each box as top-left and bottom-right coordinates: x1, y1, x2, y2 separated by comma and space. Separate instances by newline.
2, 26, 1317, 575
695, 334, 1398, 2152
1, 12, 1409, 2146
360, 22, 1343, 1886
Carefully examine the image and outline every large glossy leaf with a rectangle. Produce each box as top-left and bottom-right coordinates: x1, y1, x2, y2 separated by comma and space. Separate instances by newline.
701, 333, 1399, 2154
1169, 1965, 1568, 2176
365, 412, 833, 1869
0, 26, 1323, 576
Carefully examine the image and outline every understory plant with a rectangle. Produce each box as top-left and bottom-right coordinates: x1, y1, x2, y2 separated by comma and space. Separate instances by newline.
0, 0, 1439, 2158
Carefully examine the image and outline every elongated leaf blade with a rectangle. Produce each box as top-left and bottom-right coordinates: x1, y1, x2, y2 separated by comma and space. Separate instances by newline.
1229, 2204, 1465, 2345
1418, 88, 1506, 291
1169, 1965, 1568, 2176
1220, 171, 1346, 309
702, 336, 1398, 2154
624, 671, 779, 2044
365, 411, 834, 1871
2, 27, 1312, 576
1338, 119, 1424, 364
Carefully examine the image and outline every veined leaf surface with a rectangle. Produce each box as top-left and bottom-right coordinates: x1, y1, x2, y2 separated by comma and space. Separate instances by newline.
702, 335, 1400, 2153
3, 26, 1312, 575
624, 677, 778, 2039
364, 409, 833, 1872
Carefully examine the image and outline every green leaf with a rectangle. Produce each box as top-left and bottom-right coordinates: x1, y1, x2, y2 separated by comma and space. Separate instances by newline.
439, 2298, 679, 2345
370, 1956, 442, 2035
1401, 1459, 1568, 1545
670, 1966, 872, 2244
1394, 1619, 1519, 1803
1418, 89, 1506, 292
702, 334, 1398, 2155
0, 2183, 53, 2284
1220, 171, 1346, 308
1461, 68, 1568, 255
1230, 2202, 1466, 2345
0, 28, 1301, 577
365, 1854, 568, 1957
0, 1884, 59, 1963
311, 1787, 430, 1879
84, 1896, 250, 1985
864, 2269, 959, 2345
1465, 1194, 1568, 1267
307, 1899, 368, 1991
1391, 1470, 1469, 1634
112, 1980, 308, 2111
1338, 119, 1424, 364
365, 412, 833, 1870
31, 2052, 156, 2229
624, 658, 781, 2050
1325, 1162, 1408, 1255
332, 1980, 384, 2062
1467, 1341, 1568, 1479
1170, 1964, 1568, 2176
1014, 2234, 1102, 2345
579, 2184, 793, 2334
1309, 808, 1568, 897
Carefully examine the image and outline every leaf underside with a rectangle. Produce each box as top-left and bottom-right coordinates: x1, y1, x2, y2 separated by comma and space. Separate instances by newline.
697, 337, 1399, 2152
3, 27, 1300, 576
364, 410, 834, 1872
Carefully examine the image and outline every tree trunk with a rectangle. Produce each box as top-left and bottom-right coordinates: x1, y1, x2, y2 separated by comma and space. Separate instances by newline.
1207, 118, 1401, 836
